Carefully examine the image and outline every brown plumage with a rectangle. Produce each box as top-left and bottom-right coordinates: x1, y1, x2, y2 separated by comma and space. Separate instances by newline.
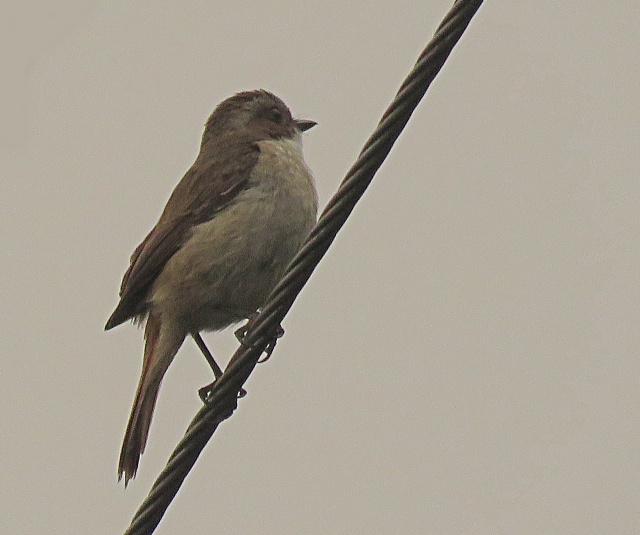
106, 90, 318, 485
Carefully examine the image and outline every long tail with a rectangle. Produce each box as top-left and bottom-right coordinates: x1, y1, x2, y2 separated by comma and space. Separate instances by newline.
118, 312, 185, 486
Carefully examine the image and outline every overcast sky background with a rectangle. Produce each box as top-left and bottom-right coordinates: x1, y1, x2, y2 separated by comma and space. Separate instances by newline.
2, 1, 640, 533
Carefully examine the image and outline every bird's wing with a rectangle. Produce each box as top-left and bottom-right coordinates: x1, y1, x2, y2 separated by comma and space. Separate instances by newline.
105, 137, 260, 329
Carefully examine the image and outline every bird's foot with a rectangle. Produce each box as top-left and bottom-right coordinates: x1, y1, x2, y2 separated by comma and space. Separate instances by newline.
257, 329, 284, 363
198, 381, 247, 404
199, 315, 284, 403
234, 312, 258, 343
234, 314, 284, 363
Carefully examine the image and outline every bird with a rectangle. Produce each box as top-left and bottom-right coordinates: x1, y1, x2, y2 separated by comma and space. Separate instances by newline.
105, 90, 318, 485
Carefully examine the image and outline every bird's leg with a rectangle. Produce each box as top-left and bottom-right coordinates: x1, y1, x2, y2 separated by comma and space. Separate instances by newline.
192, 332, 223, 379
193, 332, 246, 403
200, 313, 285, 403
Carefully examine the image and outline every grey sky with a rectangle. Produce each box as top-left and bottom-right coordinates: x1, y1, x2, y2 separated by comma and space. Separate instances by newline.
2, 2, 639, 533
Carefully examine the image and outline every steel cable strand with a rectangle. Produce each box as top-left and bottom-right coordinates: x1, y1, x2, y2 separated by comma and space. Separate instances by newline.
123, 1, 482, 533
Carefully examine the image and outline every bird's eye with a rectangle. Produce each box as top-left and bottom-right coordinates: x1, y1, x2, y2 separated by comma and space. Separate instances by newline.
265, 106, 283, 123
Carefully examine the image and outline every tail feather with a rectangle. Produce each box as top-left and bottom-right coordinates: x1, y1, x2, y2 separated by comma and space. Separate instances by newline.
118, 313, 185, 486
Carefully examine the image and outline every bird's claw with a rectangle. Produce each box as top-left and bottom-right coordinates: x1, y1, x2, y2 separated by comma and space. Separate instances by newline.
257, 335, 280, 363
234, 316, 284, 364
198, 381, 246, 404
234, 324, 249, 343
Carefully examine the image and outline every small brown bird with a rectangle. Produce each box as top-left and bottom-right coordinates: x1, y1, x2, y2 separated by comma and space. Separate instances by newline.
105, 90, 318, 485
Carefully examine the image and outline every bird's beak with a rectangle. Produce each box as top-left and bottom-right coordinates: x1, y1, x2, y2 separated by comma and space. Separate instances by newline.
295, 119, 317, 132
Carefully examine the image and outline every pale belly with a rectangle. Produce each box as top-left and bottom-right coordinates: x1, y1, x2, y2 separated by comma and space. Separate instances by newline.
149, 138, 317, 332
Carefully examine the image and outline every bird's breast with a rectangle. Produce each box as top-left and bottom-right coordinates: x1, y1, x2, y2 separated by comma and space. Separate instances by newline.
150, 135, 318, 331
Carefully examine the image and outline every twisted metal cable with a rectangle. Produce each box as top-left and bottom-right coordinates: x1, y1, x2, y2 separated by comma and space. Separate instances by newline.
124, 1, 483, 533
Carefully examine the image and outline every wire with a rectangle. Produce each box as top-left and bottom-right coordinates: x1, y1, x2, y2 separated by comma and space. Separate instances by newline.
123, 1, 483, 533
